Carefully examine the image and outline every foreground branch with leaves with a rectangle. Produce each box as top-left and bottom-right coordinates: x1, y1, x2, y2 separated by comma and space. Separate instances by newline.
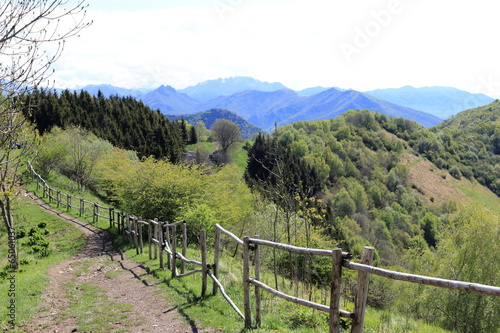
0, 0, 91, 270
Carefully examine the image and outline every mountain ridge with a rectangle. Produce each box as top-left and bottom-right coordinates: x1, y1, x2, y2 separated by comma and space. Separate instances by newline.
364, 85, 494, 118
71, 77, 497, 131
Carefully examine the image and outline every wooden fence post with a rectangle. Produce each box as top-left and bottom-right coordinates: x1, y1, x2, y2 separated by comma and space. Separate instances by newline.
57, 191, 61, 208
138, 219, 144, 254
109, 208, 114, 228
182, 221, 187, 274
329, 248, 343, 333
67, 195, 71, 212
93, 203, 98, 224
154, 219, 158, 260
159, 222, 164, 269
79, 198, 84, 216
116, 213, 121, 234
127, 215, 132, 244
213, 227, 221, 295
134, 218, 139, 255
254, 235, 261, 328
148, 220, 152, 260
243, 236, 252, 329
166, 225, 171, 269
351, 246, 375, 333
171, 225, 177, 278
201, 229, 207, 297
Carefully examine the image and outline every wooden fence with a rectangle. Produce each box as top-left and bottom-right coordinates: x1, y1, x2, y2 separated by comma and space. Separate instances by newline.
27, 162, 500, 333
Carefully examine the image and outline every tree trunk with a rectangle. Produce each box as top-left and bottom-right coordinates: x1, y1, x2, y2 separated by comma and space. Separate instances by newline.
1, 197, 19, 271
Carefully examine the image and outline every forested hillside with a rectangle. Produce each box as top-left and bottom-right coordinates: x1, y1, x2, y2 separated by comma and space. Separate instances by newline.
245, 108, 500, 263
244, 109, 499, 331
27, 105, 499, 332
24, 89, 185, 162
398, 100, 500, 195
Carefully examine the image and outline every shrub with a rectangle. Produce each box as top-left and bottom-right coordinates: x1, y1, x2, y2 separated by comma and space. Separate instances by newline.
449, 166, 462, 179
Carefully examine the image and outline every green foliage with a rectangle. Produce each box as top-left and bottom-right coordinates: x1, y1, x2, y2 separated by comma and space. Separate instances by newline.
289, 309, 328, 329
181, 204, 217, 243
245, 111, 441, 264
24, 89, 184, 162
391, 100, 500, 195
399, 205, 500, 332
37, 126, 113, 189
98, 156, 207, 222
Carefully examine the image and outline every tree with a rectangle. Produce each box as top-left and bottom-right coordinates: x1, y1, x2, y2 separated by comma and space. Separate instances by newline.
0, 0, 90, 270
196, 120, 209, 142
211, 118, 241, 152
405, 206, 500, 332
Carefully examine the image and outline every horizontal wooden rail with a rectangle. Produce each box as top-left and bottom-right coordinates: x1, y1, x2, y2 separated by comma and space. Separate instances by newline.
208, 270, 245, 319
343, 261, 500, 297
215, 224, 243, 246
164, 220, 185, 227
177, 269, 203, 278
176, 252, 202, 266
249, 279, 354, 319
249, 238, 352, 259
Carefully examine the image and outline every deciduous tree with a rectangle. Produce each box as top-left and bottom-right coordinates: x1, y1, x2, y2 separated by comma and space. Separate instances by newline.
211, 118, 241, 152
0, 0, 90, 269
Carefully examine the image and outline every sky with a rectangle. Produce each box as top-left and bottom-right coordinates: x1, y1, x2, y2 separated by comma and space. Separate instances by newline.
51, 0, 500, 97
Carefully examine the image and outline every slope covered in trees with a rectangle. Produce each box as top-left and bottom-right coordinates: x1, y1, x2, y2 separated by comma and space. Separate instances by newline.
387, 100, 500, 195
24, 89, 185, 162
245, 109, 500, 263
29, 109, 498, 332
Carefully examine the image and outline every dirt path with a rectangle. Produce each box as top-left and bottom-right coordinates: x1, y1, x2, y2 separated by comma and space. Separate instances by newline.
20, 192, 209, 333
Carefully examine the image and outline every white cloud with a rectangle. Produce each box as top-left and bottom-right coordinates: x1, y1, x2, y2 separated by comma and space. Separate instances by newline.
50, 0, 500, 93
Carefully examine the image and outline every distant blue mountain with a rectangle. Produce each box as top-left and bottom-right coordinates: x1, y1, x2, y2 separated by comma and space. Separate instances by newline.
77, 84, 145, 98
140, 85, 200, 115
125, 84, 442, 130
178, 76, 288, 102
71, 79, 450, 131
197, 89, 300, 120
296, 86, 344, 96
190, 87, 441, 131
364, 86, 494, 118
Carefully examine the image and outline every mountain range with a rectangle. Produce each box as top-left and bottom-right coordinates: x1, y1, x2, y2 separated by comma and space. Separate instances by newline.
71, 76, 495, 131
364, 85, 494, 119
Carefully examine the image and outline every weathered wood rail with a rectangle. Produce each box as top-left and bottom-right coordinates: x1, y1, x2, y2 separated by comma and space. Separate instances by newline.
27, 162, 500, 332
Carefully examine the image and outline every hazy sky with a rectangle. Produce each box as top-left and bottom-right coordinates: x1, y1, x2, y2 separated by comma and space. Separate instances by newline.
52, 0, 500, 97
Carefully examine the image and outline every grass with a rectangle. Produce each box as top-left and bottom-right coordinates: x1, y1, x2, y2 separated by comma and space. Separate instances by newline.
456, 179, 500, 215
229, 141, 250, 171
15, 172, 454, 332
0, 194, 86, 331
186, 141, 216, 153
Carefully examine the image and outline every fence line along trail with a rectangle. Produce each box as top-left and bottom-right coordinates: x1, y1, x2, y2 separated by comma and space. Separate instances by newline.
19, 191, 212, 333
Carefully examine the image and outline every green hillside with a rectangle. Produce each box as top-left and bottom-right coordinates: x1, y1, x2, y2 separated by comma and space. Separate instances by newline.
24, 89, 185, 162
12, 104, 498, 332
245, 109, 500, 262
